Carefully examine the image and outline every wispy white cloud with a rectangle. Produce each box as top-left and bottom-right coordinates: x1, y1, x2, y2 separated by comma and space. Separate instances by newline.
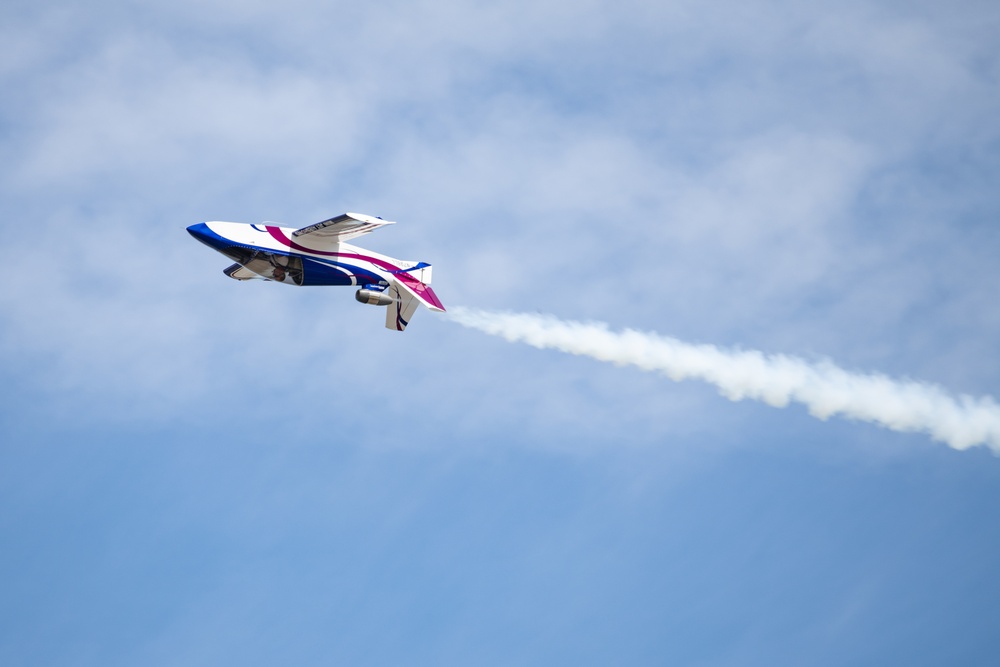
0, 0, 997, 442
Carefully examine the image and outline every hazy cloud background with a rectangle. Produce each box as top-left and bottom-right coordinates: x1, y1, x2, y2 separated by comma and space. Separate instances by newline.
2, 0, 999, 665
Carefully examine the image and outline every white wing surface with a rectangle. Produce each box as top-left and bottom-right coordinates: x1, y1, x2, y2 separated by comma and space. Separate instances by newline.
385, 283, 420, 331
292, 212, 395, 244
223, 263, 263, 280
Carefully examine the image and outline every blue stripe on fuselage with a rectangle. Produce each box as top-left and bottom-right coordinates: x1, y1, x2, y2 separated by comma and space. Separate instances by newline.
188, 223, 386, 286
300, 256, 383, 286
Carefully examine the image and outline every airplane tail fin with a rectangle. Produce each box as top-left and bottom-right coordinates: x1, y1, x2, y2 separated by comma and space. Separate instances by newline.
390, 260, 432, 285
382, 261, 445, 331
385, 282, 420, 331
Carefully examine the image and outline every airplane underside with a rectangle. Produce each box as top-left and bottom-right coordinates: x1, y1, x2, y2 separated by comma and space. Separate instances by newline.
217, 245, 385, 287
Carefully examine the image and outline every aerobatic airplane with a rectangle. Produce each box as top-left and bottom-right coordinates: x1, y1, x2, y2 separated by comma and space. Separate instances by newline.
187, 212, 444, 331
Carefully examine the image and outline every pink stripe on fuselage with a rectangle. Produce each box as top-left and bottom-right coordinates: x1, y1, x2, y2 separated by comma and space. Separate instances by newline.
266, 226, 445, 311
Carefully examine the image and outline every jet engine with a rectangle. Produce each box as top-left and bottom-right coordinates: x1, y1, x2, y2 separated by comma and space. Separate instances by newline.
355, 288, 396, 306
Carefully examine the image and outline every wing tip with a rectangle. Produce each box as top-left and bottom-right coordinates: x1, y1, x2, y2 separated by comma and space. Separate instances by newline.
345, 211, 397, 226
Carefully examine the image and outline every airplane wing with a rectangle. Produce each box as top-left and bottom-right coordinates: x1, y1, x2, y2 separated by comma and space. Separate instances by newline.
223, 263, 263, 280
292, 212, 395, 244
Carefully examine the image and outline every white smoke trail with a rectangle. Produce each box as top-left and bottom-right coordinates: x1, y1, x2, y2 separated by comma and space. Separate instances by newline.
447, 307, 1000, 453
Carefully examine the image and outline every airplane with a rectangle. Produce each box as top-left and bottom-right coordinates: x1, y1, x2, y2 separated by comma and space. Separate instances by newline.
187, 212, 445, 331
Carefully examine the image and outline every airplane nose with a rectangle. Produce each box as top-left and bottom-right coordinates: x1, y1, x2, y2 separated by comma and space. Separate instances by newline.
187, 222, 225, 251
187, 222, 210, 242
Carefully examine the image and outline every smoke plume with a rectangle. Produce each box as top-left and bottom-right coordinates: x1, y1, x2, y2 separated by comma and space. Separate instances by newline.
447, 307, 1000, 453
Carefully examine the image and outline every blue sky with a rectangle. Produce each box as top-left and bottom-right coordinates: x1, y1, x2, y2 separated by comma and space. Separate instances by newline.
2, 0, 999, 664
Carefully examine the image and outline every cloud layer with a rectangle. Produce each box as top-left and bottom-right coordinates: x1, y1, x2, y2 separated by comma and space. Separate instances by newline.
1, 0, 998, 440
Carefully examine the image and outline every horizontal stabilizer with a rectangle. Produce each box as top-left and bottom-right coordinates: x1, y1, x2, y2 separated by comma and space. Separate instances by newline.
392, 274, 445, 312
390, 261, 432, 285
